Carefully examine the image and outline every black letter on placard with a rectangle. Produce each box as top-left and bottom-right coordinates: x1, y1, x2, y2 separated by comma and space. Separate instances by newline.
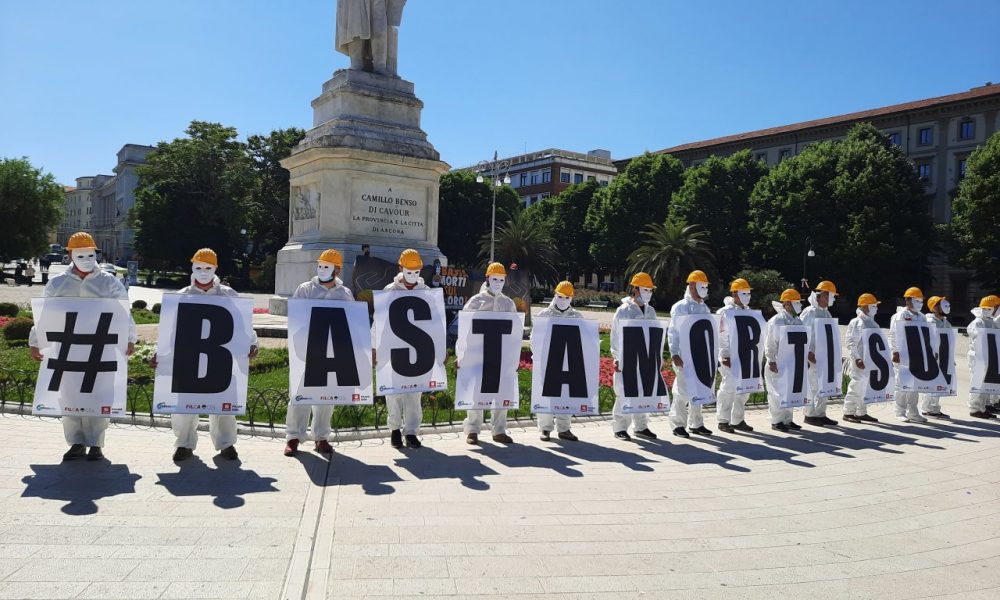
868, 334, 890, 391
787, 330, 808, 394
304, 307, 360, 387
734, 315, 762, 379
473, 318, 512, 394
172, 303, 234, 393
904, 324, 940, 382
388, 296, 435, 377
986, 332, 1000, 384
938, 332, 953, 387
689, 318, 716, 389
823, 323, 836, 385
622, 327, 667, 397
542, 324, 588, 397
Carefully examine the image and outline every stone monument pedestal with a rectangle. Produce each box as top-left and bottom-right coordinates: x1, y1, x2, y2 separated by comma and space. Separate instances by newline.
270, 69, 449, 315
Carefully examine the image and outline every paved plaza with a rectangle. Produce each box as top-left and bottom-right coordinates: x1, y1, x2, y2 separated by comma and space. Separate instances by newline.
1, 390, 999, 599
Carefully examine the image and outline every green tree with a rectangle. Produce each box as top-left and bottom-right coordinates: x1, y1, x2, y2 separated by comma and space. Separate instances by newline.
669, 149, 768, 281
747, 123, 935, 303
438, 170, 519, 267
132, 121, 253, 273
0, 157, 63, 262
245, 128, 306, 263
585, 152, 684, 281
951, 130, 1000, 288
627, 219, 715, 301
523, 180, 599, 280
479, 209, 559, 284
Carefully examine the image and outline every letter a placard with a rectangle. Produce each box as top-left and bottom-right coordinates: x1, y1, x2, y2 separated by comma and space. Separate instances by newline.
288, 299, 373, 406
154, 294, 254, 415
31, 297, 131, 417
372, 288, 447, 395
455, 311, 525, 410
529, 317, 600, 415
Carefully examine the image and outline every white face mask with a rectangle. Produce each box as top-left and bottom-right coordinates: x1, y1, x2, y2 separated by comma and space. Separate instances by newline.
192, 262, 216, 285
401, 268, 420, 285
638, 288, 654, 305
790, 301, 802, 314
866, 304, 878, 317
71, 249, 97, 273
554, 295, 572, 311
695, 282, 709, 300
316, 263, 336, 282
940, 300, 951, 315
911, 299, 923, 312
737, 291, 751, 307
487, 276, 505, 295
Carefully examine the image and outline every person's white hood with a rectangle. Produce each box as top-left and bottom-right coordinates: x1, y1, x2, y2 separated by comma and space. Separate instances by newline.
723, 295, 735, 308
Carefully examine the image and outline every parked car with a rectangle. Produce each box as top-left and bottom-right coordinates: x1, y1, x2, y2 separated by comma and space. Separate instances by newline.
99, 263, 119, 276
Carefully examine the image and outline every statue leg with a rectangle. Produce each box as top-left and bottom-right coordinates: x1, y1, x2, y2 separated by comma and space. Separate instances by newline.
346, 39, 366, 70
386, 26, 398, 77
370, 28, 388, 75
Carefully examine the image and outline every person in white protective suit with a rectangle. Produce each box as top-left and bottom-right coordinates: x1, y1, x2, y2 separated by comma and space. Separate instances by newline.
764, 288, 805, 433
889, 287, 928, 423
991, 300, 1000, 414
611, 272, 662, 441
842, 293, 882, 424
533, 280, 582, 442
668, 270, 714, 438
802, 280, 839, 427
29, 232, 137, 462
284, 249, 354, 457
375, 248, 444, 449
968, 294, 1000, 419
461, 262, 518, 445
715, 278, 755, 434
919, 295, 952, 419
156, 248, 259, 462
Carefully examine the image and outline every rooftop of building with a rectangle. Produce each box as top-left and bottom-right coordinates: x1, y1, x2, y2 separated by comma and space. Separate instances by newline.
455, 148, 615, 172
648, 82, 1000, 156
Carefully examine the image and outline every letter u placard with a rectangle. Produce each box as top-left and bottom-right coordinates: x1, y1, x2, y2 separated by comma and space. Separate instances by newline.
894, 321, 945, 393
153, 293, 254, 415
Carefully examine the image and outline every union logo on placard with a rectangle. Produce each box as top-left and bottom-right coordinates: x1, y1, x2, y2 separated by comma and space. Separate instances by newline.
580, 405, 590, 412
100, 406, 111, 414
502, 400, 511, 407
222, 403, 232, 411
352, 394, 361, 401
429, 381, 437, 388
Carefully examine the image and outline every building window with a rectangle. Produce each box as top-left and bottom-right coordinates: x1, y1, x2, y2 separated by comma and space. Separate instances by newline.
918, 127, 932, 146
521, 196, 529, 206
779, 148, 792, 161
559, 171, 570, 183
755, 152, 768, 163
541, 169, 551, 184
540, 192, 550, 201
959, 120, 975, 140
586, 175, 596, 181
520, 173, 528, 187
530, 171, 540, 185
917, 163, 932, 183
958, 159, 967, 180
886, 132, 902, 146
573, 173, 584, 184
599, 180, 609, 187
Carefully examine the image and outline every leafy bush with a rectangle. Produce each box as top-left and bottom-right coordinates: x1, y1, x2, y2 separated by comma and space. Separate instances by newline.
570, 289, 620, 308
2, 317, 34, 341
0, 303, 19, 317
530, 287, 548, 303
131, 309, 159, 325
151, 303, 161, 314
132, 299, 148, 310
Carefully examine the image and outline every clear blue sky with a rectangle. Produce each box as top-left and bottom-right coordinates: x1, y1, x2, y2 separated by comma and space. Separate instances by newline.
2, 0, 999, 185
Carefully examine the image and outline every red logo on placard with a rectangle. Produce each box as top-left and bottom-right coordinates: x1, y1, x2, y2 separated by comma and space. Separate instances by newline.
352, 394, 360, 401
502, 400, 511, 407
222, 403, 232, 411
580, 405, 589, 412
430, 381, 437, 388
100, 406, 111, 415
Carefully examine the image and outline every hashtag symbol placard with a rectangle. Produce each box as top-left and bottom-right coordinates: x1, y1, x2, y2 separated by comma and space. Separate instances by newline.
46, 312, 119, 393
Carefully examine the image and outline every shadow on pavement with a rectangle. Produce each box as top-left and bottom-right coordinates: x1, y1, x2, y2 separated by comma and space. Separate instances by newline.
394, 447, 498, 491
690, 434, 817, 468
22, 461, 142, 515
471, 442, 584, 478
294, 450, 334, 486
328, 452, 402, 495
634, 439, 752, 472
156, 454, 278, 509
742, 429, 857, 459
545, 439, 657, 472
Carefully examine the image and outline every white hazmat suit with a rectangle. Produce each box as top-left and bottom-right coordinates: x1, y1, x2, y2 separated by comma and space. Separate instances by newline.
611, 295, 660, 434
888, 306, 926, 423
764, 306, 803, 426
533, 298, 584, 435
667, 289, 712, 432
715, 296, 752, 429
967, 306, 999, 415
377, 272, 427, 438
461, 283, 518, 436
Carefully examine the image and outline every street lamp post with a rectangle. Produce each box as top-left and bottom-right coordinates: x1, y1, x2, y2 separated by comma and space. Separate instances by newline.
801, 239, 815, 290
475, 151, 511, 263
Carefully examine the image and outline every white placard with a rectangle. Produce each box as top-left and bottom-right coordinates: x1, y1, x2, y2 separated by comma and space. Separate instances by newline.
530, 317, 600, 415
674, 314, 718, 406
153, 294, 254, 415
971, 328, 1000, 395
861, 328, 895, 403
455, 311, 525, 410
288, 299, 373, 406
722, 310, 767, 394
372, 288, 448, 395
812, 318, 843, 398
893, 321, 947, 393
775, 324, 811, 408
615, 319, 670, 414
31, 297, 130, 418
928, 328, 957, 397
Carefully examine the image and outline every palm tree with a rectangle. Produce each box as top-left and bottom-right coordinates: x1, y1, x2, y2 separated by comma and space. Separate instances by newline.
479, 210, 559, 284
627, 219, 715, 292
